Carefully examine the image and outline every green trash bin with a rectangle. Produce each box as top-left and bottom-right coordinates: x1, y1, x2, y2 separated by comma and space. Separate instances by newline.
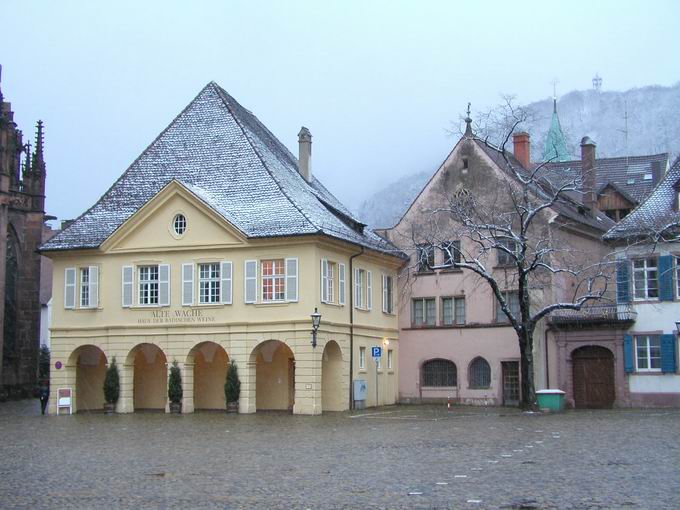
536, 389, 565, 412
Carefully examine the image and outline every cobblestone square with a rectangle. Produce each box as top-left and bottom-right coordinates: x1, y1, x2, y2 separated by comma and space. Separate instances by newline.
1, 401, 678, 509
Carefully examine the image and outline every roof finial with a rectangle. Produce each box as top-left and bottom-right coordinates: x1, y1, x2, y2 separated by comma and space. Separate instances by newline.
464, 102, 472, 136
32, 120, 45, 174
551, 79, 559, 113
23, 141, 31, 176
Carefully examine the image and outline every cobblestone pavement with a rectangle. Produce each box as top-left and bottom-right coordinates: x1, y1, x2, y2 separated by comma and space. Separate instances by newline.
1, 400, 679, 509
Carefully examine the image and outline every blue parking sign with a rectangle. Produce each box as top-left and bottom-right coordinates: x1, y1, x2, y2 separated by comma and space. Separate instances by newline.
371, 346, 382, 359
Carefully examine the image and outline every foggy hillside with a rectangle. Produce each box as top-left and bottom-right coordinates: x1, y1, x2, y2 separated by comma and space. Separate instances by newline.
358, 82, 680, 228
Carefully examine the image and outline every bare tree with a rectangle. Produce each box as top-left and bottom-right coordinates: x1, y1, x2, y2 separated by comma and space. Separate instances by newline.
396, 99, 614, 410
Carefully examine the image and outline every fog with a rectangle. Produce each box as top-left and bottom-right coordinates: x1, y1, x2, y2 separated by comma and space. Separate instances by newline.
1, 0, 678, 223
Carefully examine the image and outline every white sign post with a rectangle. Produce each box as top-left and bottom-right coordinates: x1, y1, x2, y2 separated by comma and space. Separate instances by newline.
372, 346, 382, 407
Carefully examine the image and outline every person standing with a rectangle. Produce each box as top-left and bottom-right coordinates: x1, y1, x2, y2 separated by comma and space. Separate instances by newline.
38, 381, 49, 415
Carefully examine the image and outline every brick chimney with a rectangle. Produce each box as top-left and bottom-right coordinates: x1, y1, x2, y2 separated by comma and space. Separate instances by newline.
298, 126, 312, 183
512, 132, 531, 169
580, 136, 597, 209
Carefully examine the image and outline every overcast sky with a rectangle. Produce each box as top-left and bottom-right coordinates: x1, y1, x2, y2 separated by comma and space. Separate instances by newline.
2, 0, 679, 224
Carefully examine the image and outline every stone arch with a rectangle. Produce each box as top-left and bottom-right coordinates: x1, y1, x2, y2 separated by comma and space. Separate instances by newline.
322, 340, 344, 412
67, 345, 108, 412
249, 340, 295, 411
126, 343, 168, 411
571, 345, 615, 409
468, 356, 491, 389
421, 358, 457, 387
187, 341, 229, 411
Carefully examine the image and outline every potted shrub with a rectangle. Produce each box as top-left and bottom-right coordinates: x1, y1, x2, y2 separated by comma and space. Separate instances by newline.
103, 356, 120, 414
168, 360, 183, 414
224, 360, 240, 413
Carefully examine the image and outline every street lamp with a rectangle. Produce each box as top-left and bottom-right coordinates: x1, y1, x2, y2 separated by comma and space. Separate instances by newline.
311, 307, 322, 348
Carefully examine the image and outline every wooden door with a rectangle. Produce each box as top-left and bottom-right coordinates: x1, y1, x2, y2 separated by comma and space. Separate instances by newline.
572, 346, 615, 409
502, 361, 520, 406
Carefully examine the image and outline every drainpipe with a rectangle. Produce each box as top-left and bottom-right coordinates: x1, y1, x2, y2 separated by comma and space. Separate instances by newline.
545, 325, 553, 388
349, 247, 364, 410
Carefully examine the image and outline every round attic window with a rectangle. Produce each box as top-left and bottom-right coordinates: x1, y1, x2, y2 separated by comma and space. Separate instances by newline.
173, 214, 187, 236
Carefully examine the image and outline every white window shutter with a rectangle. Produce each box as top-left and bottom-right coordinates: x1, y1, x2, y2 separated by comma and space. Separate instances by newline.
321, 259, 328, 302
182, 263, 194, 306
221, 261, 232, 304
245, 260, 257, 304
355, 268, 361, 308
339, 263, 346, 305
64, 267, 76, 309
159, 264, 170, 306
88, 266, 99, 308
367, 270, 373, 310
382, 274, 387, 313
286, 258, 298, 302
122, 266, 133, 308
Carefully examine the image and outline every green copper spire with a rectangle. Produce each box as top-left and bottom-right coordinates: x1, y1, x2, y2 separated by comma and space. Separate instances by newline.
542, 98, 571, 162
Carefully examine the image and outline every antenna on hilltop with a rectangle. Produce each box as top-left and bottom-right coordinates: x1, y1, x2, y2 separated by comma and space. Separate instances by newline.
592, 73, 602, 92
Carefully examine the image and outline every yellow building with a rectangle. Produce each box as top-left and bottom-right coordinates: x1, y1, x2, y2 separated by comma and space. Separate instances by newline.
42, 83, 404, 415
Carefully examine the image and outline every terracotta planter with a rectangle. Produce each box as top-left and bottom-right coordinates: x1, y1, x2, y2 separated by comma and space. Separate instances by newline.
169, 402, 182, 414
103, 402, 115, 415
226, 401, 239, 414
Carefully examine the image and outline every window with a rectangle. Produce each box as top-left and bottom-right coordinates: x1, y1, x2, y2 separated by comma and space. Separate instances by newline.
442, 296, 465, 325
387, 349, 393, 370
80, 268, 90, 307
469, 357, 491, 388
633, 257, 658, 300
417, 243, 435, 272
322, 260, 336, 303
422, 359, 457, 387
199, 263, 220, 304
496, 291, 520, 322
412, 298, 436, 326
462, 157, 469, 172
497, 239, 518, 266
635, 335, 661, 371
173, 214, 187, 235
382, 274, 394, 314
442, 240, 461, 267
359, 347, 366, 370
138, 266, 159, 305
354, 268, 372, 310
262, 259, 285, 301
66, 266, 99, 309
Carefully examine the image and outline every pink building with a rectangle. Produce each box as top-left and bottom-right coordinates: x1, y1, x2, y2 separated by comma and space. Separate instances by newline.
381, 121, 613, 406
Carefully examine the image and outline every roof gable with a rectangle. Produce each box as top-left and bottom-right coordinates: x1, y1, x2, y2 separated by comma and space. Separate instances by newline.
101, 180, 246, 253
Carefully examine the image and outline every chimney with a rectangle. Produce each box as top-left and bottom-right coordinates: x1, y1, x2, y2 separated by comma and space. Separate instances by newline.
580, 136, 597, 209
297, 126, 312, 183
512, 132, 530, 169
651, 160, 662, 185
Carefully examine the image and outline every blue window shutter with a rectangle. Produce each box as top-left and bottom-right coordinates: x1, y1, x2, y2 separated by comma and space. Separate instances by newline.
658, 256, 674, 301
616, 261, 631, 303
660, 334, 677, 373
623, 335, 634, 373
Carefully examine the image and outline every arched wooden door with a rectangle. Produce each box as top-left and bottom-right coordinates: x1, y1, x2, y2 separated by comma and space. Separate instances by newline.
572, 346, 615, 409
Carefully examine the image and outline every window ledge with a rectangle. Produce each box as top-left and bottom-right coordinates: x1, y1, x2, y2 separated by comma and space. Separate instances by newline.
128, 305, 169, 310
191, 303, 227, 308
382, 311, 396, 316
66, 307, 101, 312
439, 268, 463, 274
358, 369, 367, 373
421, 386, 457, 390
468, 387, 492, 390
633, 370, 663, 374
321, 301, 344, 308
254, 301, 291, 307
354, 307, 371, 313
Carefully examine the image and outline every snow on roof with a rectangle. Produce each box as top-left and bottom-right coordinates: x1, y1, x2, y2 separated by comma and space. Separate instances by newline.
41, 82, 403, 258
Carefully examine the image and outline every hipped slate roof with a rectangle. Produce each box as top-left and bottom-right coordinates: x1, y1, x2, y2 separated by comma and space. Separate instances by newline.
545, 153, 669, 205
42, 82, 402, 257
605, 157, 680, 240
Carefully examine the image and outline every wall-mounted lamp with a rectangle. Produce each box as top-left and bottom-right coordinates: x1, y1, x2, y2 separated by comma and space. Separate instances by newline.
675, 321, 680, 334
311, 307, 322, 348
383, 338, 390, 347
